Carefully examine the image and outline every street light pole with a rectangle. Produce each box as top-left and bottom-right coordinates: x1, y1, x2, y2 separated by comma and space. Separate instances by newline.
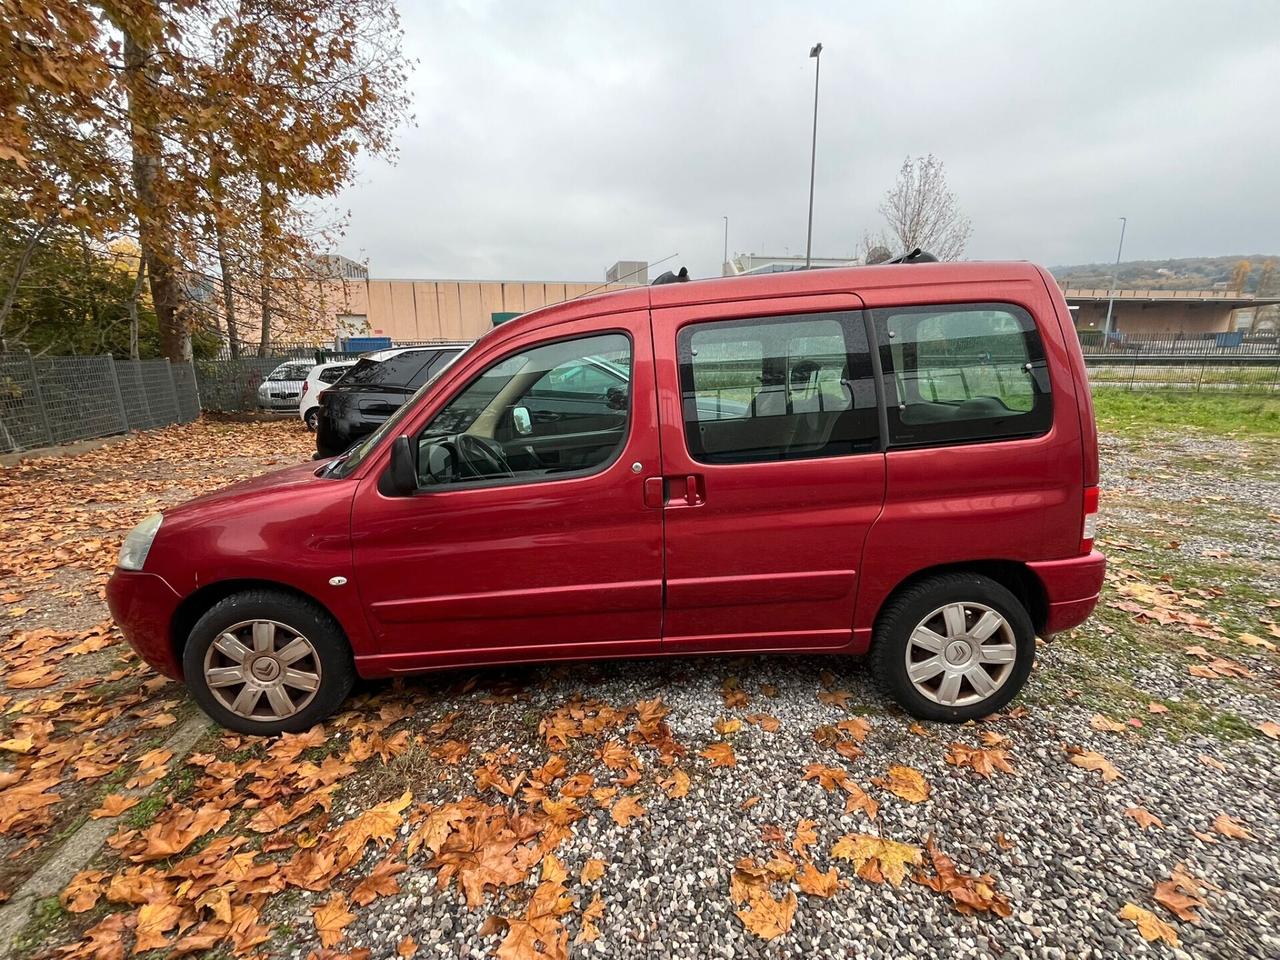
722, 216, 729, 274
1102, 216, 1127, 339
804, 42, 822, 269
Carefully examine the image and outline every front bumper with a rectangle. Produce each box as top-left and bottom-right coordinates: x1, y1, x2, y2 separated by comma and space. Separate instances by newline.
106, 569, 185, 680
1028, 549, 1107, 636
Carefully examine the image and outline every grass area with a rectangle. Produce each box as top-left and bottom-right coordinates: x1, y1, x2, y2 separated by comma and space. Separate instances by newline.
1092, 389, 1280, 437
13, 896, 68, 959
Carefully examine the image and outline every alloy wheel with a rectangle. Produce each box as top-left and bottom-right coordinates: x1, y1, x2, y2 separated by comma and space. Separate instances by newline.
903, 602, 1017, 707
202, 619, 322, 721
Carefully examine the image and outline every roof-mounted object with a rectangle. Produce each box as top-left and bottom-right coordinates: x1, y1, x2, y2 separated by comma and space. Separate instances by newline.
652, 267, 690, 285
886, 248, 939, 264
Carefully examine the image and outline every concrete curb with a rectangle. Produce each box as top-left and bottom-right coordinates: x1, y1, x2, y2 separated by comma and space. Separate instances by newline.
0, 715, 211, 953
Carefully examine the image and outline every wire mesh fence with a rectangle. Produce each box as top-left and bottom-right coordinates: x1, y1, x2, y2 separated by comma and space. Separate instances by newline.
0, 353, 201, 454
193, 357, 293, 413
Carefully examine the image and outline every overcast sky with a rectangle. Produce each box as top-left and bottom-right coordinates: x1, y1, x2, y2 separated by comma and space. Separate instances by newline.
333, 1, 1280, 282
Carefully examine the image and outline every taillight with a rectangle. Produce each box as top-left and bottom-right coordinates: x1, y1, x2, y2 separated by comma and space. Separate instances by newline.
1081, 485, 1099, 554
301, 381, 309, 396
317, 390, 329, 403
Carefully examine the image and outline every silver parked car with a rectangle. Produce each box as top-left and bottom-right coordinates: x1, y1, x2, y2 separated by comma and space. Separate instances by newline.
257, 360, 314, 412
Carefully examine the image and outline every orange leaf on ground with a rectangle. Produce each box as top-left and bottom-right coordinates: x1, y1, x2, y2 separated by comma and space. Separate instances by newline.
1089, 714, 1128, 733
611, 795, 646, 827
659, 769, 690, 799
722, 677, 749, 708
1119, 902, 1179, 946
580, 859, 606, 884
1124, 807, 1164, 830
945, 743, 1015, 778
797, 863, 839, 898
1212, 813, 1254, 841
915, 839, 1012, 917
90, 794, 141, 819
792, 818, 818, 857
1154, 865, 1210, 923
735, 889, 797, 941
872, 765, 930, 803
1065, 746, 1122, 782
831, 833, 921, 887
134, 901, 183, 953
700, 742, 736, 768
351, 856, 406, 906
313, 893, 356, 948
575, 892, 605, 944
397, 935, 418, 957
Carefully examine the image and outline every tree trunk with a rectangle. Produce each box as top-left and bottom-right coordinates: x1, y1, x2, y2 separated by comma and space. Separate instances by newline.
0, 217, 55, 346
257, 179, 272, 356
215, 219, 239, 358
258, 270, 272, 356
118, 18, 189, 363
128, 255, 146, 359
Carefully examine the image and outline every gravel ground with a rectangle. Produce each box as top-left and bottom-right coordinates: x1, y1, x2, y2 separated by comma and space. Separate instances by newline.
5, 413, 1279, 960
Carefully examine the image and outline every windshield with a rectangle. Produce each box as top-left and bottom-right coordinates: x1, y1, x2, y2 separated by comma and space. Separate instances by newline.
268, 362, 310, 381
324, 345, 472, 479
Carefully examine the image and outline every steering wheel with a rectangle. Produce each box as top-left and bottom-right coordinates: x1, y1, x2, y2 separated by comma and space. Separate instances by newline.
456, 434, 514, 479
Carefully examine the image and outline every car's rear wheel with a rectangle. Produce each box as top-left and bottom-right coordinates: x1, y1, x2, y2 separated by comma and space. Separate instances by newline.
871, 573, 1034, 722
304, 408, 320, 432
183, 590, 355, 735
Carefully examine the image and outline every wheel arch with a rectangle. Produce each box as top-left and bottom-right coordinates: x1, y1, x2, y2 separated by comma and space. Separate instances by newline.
871, 560, 1049, 637
170, 578, 343, 671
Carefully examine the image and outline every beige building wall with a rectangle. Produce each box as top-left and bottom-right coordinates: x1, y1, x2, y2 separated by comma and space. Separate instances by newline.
309, 278, 633, 343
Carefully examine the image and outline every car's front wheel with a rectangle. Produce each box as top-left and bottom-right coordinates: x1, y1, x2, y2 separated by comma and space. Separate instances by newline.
183, 590, 355, 735
871, 573, 1035, 722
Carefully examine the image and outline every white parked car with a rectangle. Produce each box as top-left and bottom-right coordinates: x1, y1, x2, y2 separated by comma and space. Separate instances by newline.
298, 360, 356, 431
256, 360, 314, 413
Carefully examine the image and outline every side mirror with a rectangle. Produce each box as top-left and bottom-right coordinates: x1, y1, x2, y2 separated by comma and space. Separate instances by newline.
512, 406, 533, 436
381, 435, 417, 496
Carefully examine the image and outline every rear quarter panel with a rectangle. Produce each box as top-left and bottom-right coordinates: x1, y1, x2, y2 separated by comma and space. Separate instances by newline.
853, 269, 1084, 645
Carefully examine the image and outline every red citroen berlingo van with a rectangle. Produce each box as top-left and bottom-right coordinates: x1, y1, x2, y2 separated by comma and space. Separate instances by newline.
108, 261, 1104, 734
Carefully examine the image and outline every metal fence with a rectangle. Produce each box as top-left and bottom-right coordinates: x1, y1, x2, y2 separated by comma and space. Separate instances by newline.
0, 353, 200, 454
1077, 331, 1279, 356
1083, 355, 1280, 393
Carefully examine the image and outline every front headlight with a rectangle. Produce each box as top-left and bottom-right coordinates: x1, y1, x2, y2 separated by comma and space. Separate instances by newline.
118, 513, 163, 571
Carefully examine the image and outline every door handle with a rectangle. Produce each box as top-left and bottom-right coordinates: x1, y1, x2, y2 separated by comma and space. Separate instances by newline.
643, 474, 705, 508
643, 477, 665, 508
683, 474, 704, 506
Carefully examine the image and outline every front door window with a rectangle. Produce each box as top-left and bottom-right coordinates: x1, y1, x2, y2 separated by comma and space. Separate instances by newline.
416, 333, 632, 486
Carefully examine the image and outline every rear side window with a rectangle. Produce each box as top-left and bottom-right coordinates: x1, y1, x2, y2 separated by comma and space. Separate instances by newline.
318, 365, 351, 384
407, 350, 458, 388
344, 351, 433, 387
678, 311, 879, 464
874, 302, 1051, 447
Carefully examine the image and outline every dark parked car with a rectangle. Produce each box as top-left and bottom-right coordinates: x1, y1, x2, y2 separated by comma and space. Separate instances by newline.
314, 345, 467, 457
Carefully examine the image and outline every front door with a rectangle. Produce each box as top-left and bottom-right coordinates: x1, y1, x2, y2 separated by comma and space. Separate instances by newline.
651, 295, 887, 653
350, 310, 664, 673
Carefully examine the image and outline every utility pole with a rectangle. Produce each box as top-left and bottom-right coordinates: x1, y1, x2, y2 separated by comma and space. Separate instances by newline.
722, 216, 729, 275
804, 42, 823, 269
1102, 217, 1127, 339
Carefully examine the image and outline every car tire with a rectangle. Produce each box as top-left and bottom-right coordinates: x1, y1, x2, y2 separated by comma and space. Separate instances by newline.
182, 589, 355, 735
870, 573, 1035, 723
304, 408, 320, 432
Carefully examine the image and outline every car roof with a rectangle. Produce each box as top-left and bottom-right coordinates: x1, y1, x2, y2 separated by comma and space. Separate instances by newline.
489, 261, 1047, 342
363, 343, 469, 362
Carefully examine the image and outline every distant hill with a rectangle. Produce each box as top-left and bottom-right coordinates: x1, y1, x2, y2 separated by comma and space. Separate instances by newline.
1049, 255, 1279, 293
